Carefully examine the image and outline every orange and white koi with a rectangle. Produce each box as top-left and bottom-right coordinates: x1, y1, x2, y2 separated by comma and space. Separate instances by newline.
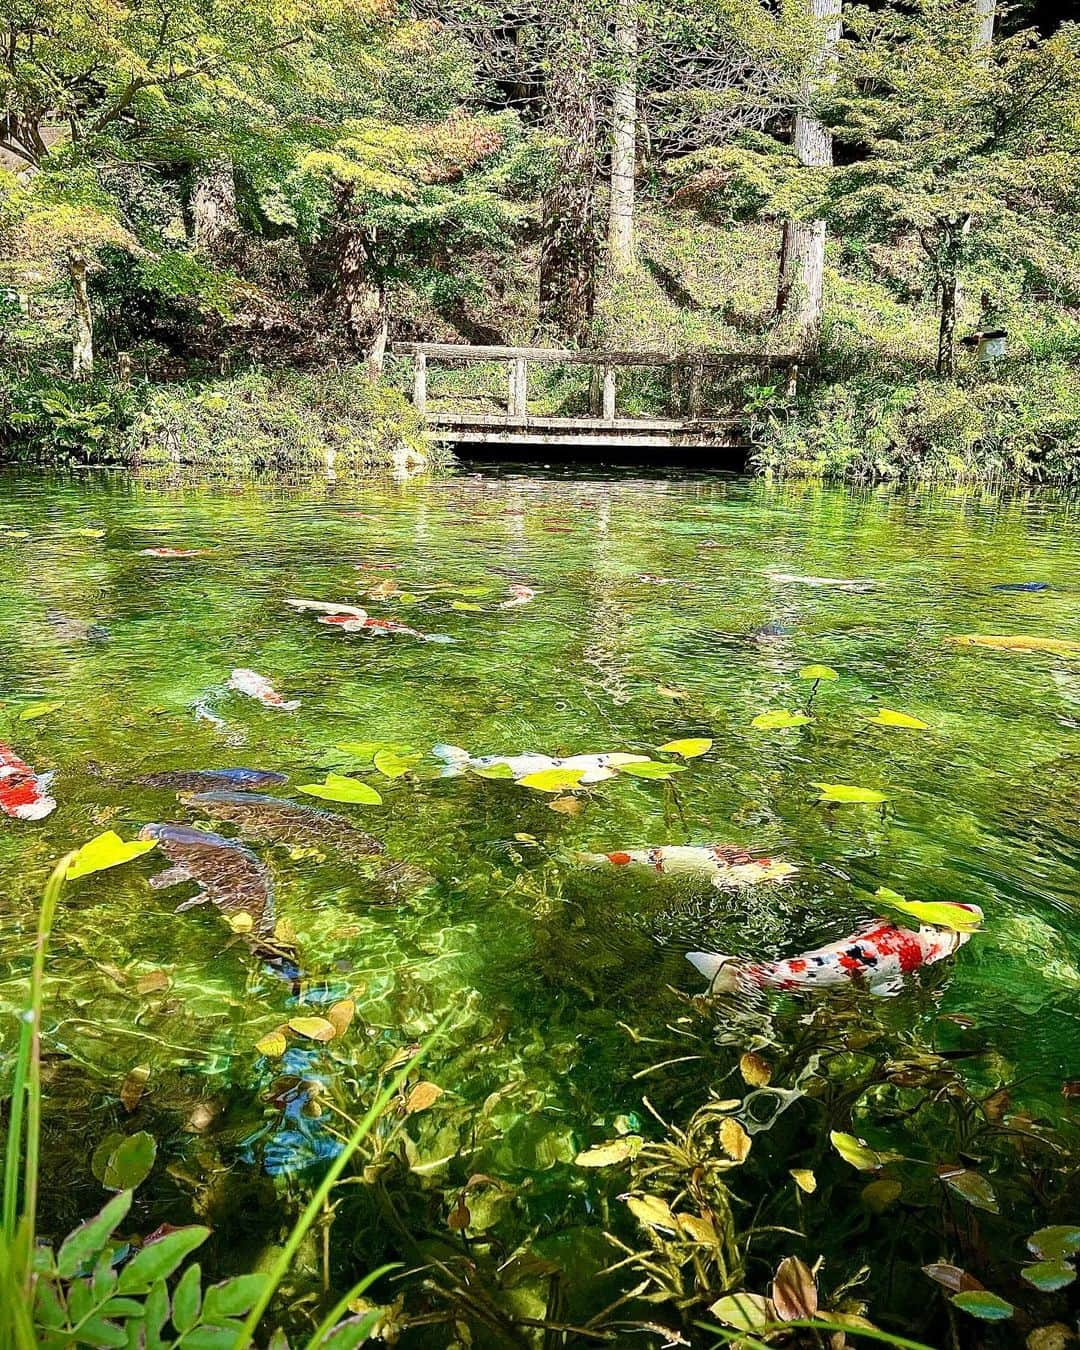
0, 743, 56, 821
140, 547, 205, 558
228, 669, 300, 711
579, 845, 796, 888
500, 585, 536, 608
688, 905, 982, 996
434, 745, 649, 782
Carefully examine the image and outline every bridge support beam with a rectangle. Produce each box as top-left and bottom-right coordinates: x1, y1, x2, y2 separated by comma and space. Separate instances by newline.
508, 356, 528, 420
413, 352, 427, 415
602, 364, 616, 422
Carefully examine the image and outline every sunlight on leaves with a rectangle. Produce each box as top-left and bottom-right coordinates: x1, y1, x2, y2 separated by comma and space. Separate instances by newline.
471, 763, 516, 780
625, 1194, 677, 1231
659, 737, 712, 758
298, 774, 383, 805
830, 1130, 901, 1171
66, 831, 158, 880
739, 1052, 772, 1087
790, 1169, 817, 1194
708, 1293, 774, 1330
288, 1016, 337, 1042
255, 1030, 288, 1057
719, 1117, 751, 1162
752, 710, 813, 730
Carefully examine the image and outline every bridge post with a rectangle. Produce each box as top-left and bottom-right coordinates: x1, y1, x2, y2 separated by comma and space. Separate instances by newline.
601, 364, 616, 422
688, 362, 703, 417
413, 351, 427, 415
508, 356, 528, 420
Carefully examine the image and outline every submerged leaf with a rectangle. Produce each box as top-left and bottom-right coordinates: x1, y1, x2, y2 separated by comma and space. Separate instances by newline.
548, 795, 583, 815
120, 1065, 150, 1113
772, 1256, 818, 1321
814, 783, 888, 804
472, 763, 516, 780
625, 1194, 677, 1231
739, 1053, 772, 1087
373, 749, 422, 779
656, 686, 689, 700
288, 1016, 337, 1042
615, 760, 687, 779
719, 1118, 751, 1162
659, 737, 712, 758
67, 831, 158, 880
790, 1169, 817, 1194
405, 1082, 443, 1113
948, 634, 1080, 655
922, 1264, 983, 1294
574, 1136, 643, 1167
798, 665, 838, 681
1022, 1262, 1076, 1292
327, 999, 356, 1037
255, 1030, 288, 1058
940, 1168, 998, 1213
830, 1130, 900, 1171
103, 1132, 157, 1191
708, 1293, 774, 1330
951, 1291, 1014, 1321
450, 600, 484, 612
298, 774, 383, 805
874, 888, 983, 932
1029, 1226, 1080, 1260
18, 700, 64, 721
517, 768, 587, 792
752, 710, 813, 730
867, 708, 929, 729
861, 1179, 903, 1212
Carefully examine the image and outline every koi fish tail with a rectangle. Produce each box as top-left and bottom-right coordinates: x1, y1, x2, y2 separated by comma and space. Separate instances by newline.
432, 744, 470, 777
686, 950, 743, 992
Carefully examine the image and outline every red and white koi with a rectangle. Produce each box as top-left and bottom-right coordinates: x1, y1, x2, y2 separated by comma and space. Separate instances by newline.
140, 547, 205, 558
433, 745, 650, 783
500, 585, 536, 608
687, 905, 983, 996
0, 743, 56, 821
228, 669, 300, 711
579, 845, 797, 888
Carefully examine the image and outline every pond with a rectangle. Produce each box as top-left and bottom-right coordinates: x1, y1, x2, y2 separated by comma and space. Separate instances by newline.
2, 466, 1078, 1346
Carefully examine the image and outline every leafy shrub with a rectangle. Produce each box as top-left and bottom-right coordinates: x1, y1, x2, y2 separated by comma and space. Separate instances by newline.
0, 375, 132, 462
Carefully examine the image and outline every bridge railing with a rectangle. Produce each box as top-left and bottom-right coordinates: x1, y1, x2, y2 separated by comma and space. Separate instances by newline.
391, 343, 799, 426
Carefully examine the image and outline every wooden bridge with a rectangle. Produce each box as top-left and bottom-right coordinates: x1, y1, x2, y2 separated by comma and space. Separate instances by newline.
393, 343, 798, 450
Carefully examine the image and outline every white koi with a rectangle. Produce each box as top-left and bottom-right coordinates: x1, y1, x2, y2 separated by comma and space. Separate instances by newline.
285, 598, 368, 620
228, 668, 300, 711
765, 570, 875, 592
579, 845, 797, 888
433, 745, 650, 783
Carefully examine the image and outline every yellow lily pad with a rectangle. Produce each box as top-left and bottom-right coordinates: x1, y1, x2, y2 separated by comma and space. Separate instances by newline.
867, 709, 929, 730
659, 737, 712, 758
66, 831, 159, 880
814, 783, 888, 804
752, 710, 813, 730
298, 774, 383, 805
517, 768, 587, 792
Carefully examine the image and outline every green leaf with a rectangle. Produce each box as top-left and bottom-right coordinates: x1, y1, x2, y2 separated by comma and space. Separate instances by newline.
179, 1327, 246, 1349
201, 1274, 269, 1323
372, 749, 422, 779
951, 1291, 1014, 1321
867, 708, 929, 730
319, 1312, 381, 1348
336, 740, 413, 762
71, 528, 106, 539
516, 768, 587, 792
814, 783, 888, 804
298, 774, 383, 805
396, 593, 419, 605
799, 665, 838, 681
450, 600, 484, 612
448, 584, 492, 596
171, 1263, 203, 1333
941, 1169, 998, 1213
18, 700, 64, 722
66, 832, 158, 880
57, 1192, 133, 1278
102, 1133, 157, 1191
615, 760, 687, 779
75, 1317, 128, 1346
658, 737, 712, 758
144, 1278, 170, 1341
751, 710, 813, 730
707, 1293, 774, 1330
874, 888, 983, 932
574, 1136, 643, 1167
471, 763, 515, 780
1028, 1226, 1080, 1260
830, 1130, 901, 1171
1021, 1260, 1076, 1292
116, 1227, 210, 1293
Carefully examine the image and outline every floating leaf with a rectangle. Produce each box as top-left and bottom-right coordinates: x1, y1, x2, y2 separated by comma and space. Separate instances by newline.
814, 783, 888, 804
397, 592, 419, 605
874, 888, 983, 932
615, 760, 687, 779
450, 600, 484, 612
471, 763, 515, 780
120, 1065, 150, 1113
327, 999, 356, 1037
67, 831, 159, 880
625, 1195, 677, 1231
948, 634, 1080, 655
517, 768, 587, 792
514, 832, 539, 844
102, 1132, 157, 1191
18, 700, 63, 722
71, 528, 106, 539
288, 1016, 337, 1042
861, 1179, 903, 1212
708, 1293, 774, 1331
867, 708, 929, 730
373, 749, 422, 779
799, 665, 838, 681
740, 1053, 772, 1087
1028, 1227, 1080, 1260
228, 911, 254, 934
790, 1169, 817, 1194
405, 1081, 443, 1113
656, 686, 689, 700
772, 1256, 818, 1321
574, 1136, 643, 1167
719, 1118, 751, 1162
752, 710, 813, 730
548, 795, 583, 815
1022, 1262, 1076, 1292
951, 1291, 1014, 1321
830, 1130, 899, 1171
255, 1030, 288, 1057
939, 1167, 998, 1213
659, 737, 712, 758
298, 774, 383, 805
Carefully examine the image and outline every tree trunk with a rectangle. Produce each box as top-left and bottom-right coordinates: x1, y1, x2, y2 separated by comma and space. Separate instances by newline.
973, 0, 995, 51
69, 252, 94, 379
937, 272, 959, 378
191, 159, 239, 259
775, 0, 841, 351
607, 0, 637, 273
539, 9, 599, 342
335, 210, 383, 353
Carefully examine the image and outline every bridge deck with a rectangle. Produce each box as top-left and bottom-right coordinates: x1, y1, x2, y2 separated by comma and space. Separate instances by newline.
426, 412, 743, 448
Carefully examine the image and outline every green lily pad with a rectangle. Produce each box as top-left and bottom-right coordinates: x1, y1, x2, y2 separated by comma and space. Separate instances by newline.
799, 664, 838, 681
752, 710, 813, 730
867, 708, 929, 729
298, 774, 383, 805
814, 783, 888, 804
616, 760, 687, 779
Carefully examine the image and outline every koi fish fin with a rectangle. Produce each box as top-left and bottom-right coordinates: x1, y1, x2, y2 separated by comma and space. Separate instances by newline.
421, 634, 456, 644
174, 888, 211, 913
432, 744, 469, 776
686, 950, 742, 993
869, 976, 905, 997
149, 864, 193, 890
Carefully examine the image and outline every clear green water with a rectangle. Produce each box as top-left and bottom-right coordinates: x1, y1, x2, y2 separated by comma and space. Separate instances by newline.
2, 468, 1078, 1338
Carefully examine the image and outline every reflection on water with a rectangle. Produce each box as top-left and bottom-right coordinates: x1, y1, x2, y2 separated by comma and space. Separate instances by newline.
1, 468, 1078, 1314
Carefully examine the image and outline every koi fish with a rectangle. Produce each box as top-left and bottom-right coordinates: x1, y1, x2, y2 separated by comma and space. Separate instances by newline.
991, 582, 1049, 593
500, 585, 536, 608
687, 905, 983, 996
140, 547, 205, 558
0, 743, 56, 821
285, 599, 368, 620
765, 570, 875, 592
433, 745, 650, 783
317, 614, 454, 644
135, 768, 288, 792
228, 669, 300, 710
578, 846, 797, 888
138, 822, 275, 935
948, 634, 1080, 655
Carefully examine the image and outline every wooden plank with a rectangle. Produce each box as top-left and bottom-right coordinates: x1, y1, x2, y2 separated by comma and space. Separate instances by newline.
512, 356, 528, 419
428, 413, 737, 431
412, 351, 427, 414
427, 427, 747, 448
392, 342, 798, 369
601, 365, 616, 422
